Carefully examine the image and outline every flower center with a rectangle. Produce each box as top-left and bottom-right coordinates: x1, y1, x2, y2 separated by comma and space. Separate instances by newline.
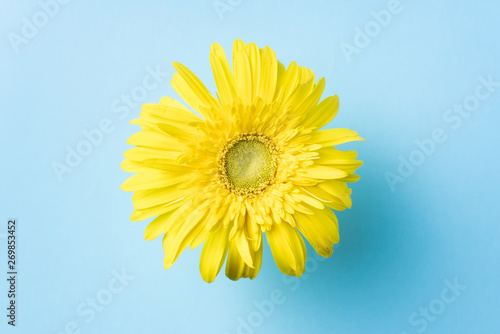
219, 134, 277, 196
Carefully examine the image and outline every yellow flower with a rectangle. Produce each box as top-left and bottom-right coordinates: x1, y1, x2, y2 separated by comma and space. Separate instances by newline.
121, 39, 363, 282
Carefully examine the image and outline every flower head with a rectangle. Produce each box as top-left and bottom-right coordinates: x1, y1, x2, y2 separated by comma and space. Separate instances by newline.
121, 39, 363, 282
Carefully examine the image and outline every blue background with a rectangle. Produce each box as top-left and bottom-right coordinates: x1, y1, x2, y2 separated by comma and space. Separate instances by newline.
1, 0, 499, 333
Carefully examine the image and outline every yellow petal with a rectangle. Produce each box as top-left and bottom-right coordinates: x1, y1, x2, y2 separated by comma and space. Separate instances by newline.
232, 38, 246, 70
121, 172, 188, 192
157, 123, 197, 140
302, 95, 339, 129
338, 174, 361, 183
295, 209, 338, 257
200, 225, 230, 283
233, 49, 252, 105
130, 199, 184, 222
142, 101, 201, 123
282, 66, 315, 111
245, 42, 261, 100
298, 66, 315, 84
258, 46, 278, 104
144, 210, 175, 241
276, 61, 299, 106
163, 204, 208, 269
158, 96, 192, 111
171, 62, 219, 119
317, 161, 363, 175
242, 240, 263, 280
299, 165, 348, 180
266, 222, 306, 277
127, 130, 183, 149
225, 239, 246, 280
235, 228, 254, 268
280, 66, 315, 114
121, 159, 155, 173
209, 43, 237, 107
314, 207, 339, 237
272, 61, 286, 101
293, 77, 325, 117
291, 192, 325, 210
123, 147, 181, 162
121, 158, 189, 174
132, 186, 186, 210
310, 128, 365, 147
317, 180, 353, 208
316, 147, 359, 164
301, 184, 349, 210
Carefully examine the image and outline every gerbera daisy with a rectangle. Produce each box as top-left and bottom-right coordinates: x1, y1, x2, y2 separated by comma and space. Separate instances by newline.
121, 39, 363, 282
